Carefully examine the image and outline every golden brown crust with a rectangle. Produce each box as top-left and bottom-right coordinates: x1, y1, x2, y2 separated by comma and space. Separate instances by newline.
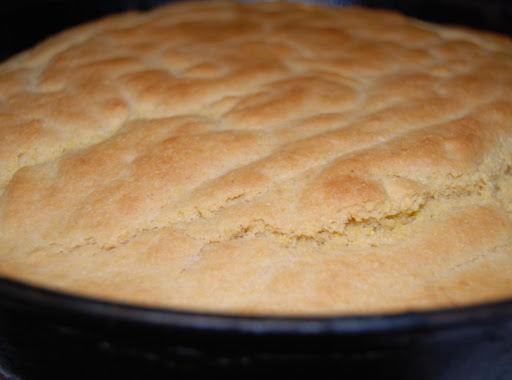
1, 1, 512, 315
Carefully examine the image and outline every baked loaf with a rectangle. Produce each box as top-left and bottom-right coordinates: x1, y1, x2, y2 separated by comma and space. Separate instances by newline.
1, 0, 512, 315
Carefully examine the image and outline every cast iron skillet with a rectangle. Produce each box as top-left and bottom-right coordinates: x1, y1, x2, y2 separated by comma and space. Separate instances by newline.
0, 277, 511, 380
0, 1, 512, 379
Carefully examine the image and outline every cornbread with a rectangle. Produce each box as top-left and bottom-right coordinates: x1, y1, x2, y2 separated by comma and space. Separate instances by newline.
1, 0, 512, 315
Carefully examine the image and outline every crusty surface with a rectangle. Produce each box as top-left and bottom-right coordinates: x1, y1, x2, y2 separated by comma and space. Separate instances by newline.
1, 0, 512, 315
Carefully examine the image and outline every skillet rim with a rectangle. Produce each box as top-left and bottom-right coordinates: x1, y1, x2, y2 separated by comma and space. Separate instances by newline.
0, 276, 511, 335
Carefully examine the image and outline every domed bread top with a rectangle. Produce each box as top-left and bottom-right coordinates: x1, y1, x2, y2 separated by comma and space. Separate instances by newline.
1, 1, 512, 315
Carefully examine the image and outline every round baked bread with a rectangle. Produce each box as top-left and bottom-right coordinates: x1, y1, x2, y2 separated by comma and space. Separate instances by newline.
1, 0, 512, 315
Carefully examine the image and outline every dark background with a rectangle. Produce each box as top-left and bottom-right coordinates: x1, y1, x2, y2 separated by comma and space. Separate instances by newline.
0, 0, 511, 62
